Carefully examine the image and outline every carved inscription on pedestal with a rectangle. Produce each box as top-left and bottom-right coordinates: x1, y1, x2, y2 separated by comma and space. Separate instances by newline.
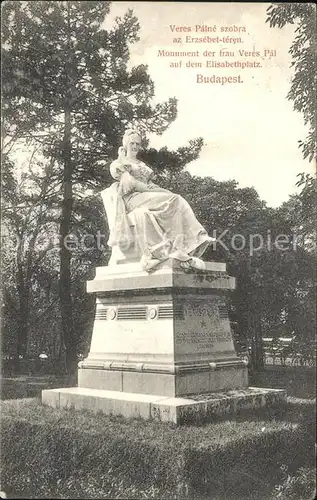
175, 298, 233, 354
176, 330, 214, 350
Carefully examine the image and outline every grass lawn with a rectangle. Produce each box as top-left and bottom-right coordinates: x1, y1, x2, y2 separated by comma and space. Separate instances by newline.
250, 365, 316, 399
0, 375, 70, 400
1, 367, 315, 498
1, 396, 316, 499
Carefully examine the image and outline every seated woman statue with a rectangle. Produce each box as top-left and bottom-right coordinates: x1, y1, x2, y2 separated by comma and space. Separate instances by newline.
107, 128, 214, 272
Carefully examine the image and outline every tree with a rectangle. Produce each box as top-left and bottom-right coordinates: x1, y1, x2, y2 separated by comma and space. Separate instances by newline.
294, 172, 317, 250
167, 170, 315, 369
2, 1, 204, 374
1, 152, 59, 368
266, 3, 317, 161
265, 4, 316, 367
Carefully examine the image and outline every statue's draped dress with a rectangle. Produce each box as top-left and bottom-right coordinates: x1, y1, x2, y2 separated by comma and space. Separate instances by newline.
108, 158, 211, 269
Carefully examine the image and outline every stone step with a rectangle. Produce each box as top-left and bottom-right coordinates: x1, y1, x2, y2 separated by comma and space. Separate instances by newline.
42, 386, 286, 425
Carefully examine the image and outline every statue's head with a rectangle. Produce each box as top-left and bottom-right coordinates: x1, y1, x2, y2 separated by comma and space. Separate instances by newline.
122, 128, 142, 158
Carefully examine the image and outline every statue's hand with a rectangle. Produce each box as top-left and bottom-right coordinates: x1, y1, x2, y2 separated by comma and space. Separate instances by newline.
155, 187, 172, 193
148, 182, 171, 193
118, 146, 127, 162
117, 148, 133, 172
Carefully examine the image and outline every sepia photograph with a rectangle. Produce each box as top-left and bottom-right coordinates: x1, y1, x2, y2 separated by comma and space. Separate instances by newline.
1, 1, 316, 499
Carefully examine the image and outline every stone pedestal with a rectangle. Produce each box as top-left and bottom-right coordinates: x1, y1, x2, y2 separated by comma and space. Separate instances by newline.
42, 260, 286, 423
78, 260, 247, 396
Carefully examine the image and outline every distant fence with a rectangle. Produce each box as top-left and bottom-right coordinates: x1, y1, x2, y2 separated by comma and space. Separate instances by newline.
1, 354, 85, 377
261, 337, 316, 367
1, 357, 57, 376
234, 337, 316, 368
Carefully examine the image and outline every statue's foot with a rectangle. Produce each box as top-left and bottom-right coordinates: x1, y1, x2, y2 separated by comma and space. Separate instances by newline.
207, 236, 217, 246
140, 255, 162, 272
180, 260, 192, 271
180, 257, 206, 272
150, 239, 172, 260
188, 257, 206, 270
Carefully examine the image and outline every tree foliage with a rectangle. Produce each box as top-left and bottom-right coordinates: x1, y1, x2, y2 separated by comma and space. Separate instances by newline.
266, 3, 317, 161
1, 0, 204, 373
167, 171, 316, 368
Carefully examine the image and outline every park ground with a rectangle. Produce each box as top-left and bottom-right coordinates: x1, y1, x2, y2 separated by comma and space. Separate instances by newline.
1, 365, 316, 500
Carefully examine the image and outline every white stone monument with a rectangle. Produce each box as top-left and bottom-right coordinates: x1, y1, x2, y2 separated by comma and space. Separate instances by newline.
42, 129, 286, 424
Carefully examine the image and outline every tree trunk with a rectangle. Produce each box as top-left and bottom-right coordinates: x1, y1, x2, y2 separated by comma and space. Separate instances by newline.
14, 263, 29, 373
254, 334, 264, 371
249, 310, 264, 372
58, 2, 77, 380
59, 105, 77, 377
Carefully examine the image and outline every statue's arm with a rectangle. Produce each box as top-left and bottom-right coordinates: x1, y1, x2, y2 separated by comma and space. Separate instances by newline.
110, 159, 170, 195
147, 181, 171, 193
136, 161, 171, 193
110, 159, 133, 180
120, 172, 168, 194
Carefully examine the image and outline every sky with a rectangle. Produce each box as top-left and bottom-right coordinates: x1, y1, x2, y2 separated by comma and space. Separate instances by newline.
103, 1, 314, 207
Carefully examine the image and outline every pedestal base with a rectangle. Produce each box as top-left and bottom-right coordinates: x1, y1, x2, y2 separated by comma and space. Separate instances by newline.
78, 362, 248, 397
42, 386, 286, 425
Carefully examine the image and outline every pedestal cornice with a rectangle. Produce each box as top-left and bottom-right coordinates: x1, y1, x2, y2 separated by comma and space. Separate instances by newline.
87, 261, 235, 294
